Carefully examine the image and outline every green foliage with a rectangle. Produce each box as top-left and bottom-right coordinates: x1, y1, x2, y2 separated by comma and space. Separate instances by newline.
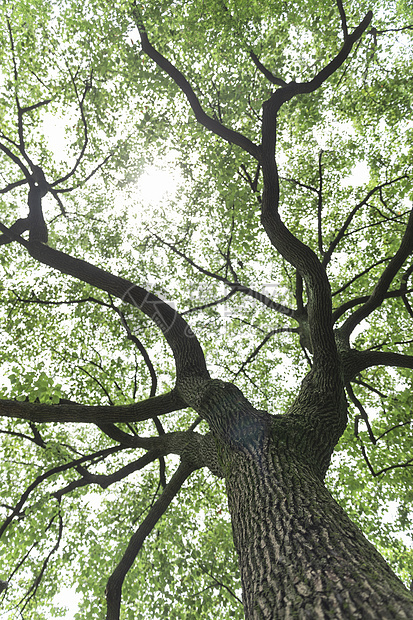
0, 0, 412, 617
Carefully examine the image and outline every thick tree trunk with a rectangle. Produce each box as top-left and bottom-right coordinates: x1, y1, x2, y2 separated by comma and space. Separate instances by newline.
224, 430, 413, 619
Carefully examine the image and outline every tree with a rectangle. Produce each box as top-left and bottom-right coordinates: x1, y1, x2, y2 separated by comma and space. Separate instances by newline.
0, 0, 413, 618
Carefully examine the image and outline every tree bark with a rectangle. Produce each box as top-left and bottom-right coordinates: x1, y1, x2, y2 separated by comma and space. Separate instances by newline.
222, 422, 413, 619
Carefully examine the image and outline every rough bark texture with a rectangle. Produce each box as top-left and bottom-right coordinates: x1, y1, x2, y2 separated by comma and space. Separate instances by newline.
189, 379, 413, 619
222, 420, 413, 619
2, 8, 412, 619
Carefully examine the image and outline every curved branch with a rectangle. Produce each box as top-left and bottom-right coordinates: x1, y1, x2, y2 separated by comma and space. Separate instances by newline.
332, 286, 412, 323
347, 383, 376, 444
109, 301, 158, 397
0, 143, 31, 180
260, 13, 372, 380
336, 0, 348, 39
1, 237, 210, 397
151, 231, 295, 318
133, 8, 261, 161
260, 208, 337, 376
260, 10, 373, 206
105, 460, 195, 620
296, 11, 373, 93
53, 150, 115, 193
181, 289, 238, 316
343, 349, 413, 381
249, 51, 287, 87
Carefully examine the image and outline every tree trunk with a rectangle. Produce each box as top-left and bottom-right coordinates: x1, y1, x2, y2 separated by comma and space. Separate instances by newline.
223, 429, 413, 619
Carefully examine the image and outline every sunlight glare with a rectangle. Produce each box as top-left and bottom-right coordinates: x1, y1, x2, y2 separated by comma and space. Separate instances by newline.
137, 166, 181, 206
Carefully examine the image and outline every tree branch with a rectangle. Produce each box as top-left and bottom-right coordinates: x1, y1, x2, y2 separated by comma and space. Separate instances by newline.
345, 350, 413, 380
105, 460, 195, 620
0, 143, 31, 180
0, 446, 123, 538
260, 12, 372, 380
51, 68, 91, 187
181, 289, 238, 316
235, 327, 298, 377
0, 389, 185, 424
132, 6, 261, 161
150, 231, 295, 318
19, 508, 63, 613
317, 150, 324, 255
336, 0, 348, 40
332, 286, 413, 323
109, 299, 158, 397
341, 209, 413, 338
322, 176, 408, 268
53, 450, 163, 498
0, 178, 26, 194
347, 383, 376, 444
0, 232, 211, 398
332, 257, 391, 298
249, 51, 287, 87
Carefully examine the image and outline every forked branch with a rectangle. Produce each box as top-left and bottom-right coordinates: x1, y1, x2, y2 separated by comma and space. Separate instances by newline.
0, 446, 123, 538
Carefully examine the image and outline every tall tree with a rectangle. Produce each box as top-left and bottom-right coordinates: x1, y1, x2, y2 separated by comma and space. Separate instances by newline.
0, 0, 413, 618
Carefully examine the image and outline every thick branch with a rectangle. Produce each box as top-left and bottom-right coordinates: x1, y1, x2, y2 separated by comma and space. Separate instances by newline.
260, 209, 337, 376
2, 237, 210, 395
260, 13, 372, 379
344, 349, 413, 381
0, 390, 184, 424
0, 218, 30, 245
260, 11, 373, 211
